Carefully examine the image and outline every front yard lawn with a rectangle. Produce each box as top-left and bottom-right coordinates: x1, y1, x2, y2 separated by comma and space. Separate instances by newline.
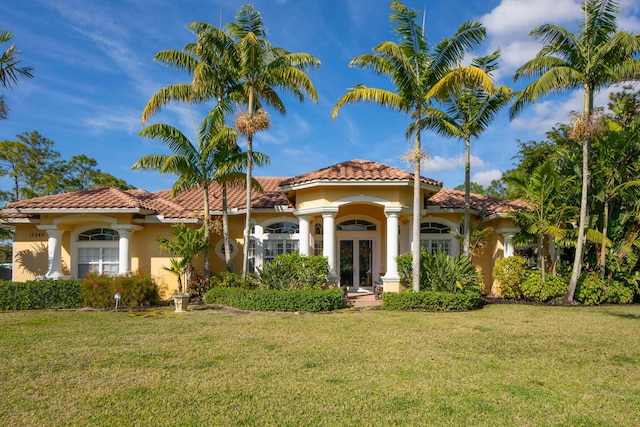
1, 304, 639, 426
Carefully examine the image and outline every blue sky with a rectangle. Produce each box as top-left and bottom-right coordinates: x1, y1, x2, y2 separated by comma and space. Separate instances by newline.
2, 0, 639, 193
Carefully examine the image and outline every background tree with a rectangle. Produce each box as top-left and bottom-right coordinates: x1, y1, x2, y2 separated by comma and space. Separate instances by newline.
0, 30, 33, 120
332, 1, 489, 291
510, 0, 640, 302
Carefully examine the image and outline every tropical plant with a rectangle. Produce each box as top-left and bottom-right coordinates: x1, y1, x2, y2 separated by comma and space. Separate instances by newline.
419, 50, 512, 255
0, 29, 33, 120
505, 161, 579, 281
510, 0, 640, 302
156, 223, 207, 294
133, 116, 236, 282
222, 4, 320, 277
332, 1, 491, 291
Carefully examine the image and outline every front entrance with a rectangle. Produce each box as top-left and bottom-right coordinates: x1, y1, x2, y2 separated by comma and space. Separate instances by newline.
339, 238, 374, 289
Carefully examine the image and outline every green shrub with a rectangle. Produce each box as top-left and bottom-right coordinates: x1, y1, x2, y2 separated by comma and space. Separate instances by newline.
0, 279, 82, 310
520, 271, 568, 302
493, 256, 527, 299
397, 249, 483, 293
80, 273, 160, 308
210, 271, 260, 289
603, 281, 635, 304
382, 290, 483, 311
257, 253, 329, 290
204, 287, 346, 312
576, 272, 606, 305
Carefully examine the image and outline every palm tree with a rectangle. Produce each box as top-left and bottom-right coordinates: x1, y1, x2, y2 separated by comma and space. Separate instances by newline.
133, 115, 237, 282
505, 161, 578, 282
0, 30, 33, 120
418, 51, 512, 256
223, 4, 321, 277
157, 224, 207, 293
211, 138, 269, 272
510, 0, 640, 302
331, 1, 489, 291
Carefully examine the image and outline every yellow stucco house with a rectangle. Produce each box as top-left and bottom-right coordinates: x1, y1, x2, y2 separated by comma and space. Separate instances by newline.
3, 159, 521, 298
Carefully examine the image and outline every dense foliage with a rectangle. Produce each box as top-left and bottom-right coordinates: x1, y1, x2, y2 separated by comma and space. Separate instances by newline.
257, 253, 329, 290
520, 271, 569, 302
397, 249, 483, 293
80, 273, 160, 308
0, 279, 82, 310
204, 287, 346, 312
382, 290, 483, 311
492, 256, 528, 299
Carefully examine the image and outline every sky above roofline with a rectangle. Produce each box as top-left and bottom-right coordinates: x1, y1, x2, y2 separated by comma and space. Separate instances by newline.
1, 0, 639, 194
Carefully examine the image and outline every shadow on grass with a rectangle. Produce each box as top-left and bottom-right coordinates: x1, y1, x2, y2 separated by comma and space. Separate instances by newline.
603, 310, 640, 320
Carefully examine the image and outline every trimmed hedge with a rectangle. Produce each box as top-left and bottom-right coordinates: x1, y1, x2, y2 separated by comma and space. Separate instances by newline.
80, 273, 161, 308
382, 290, 483, 311
204, 287, 346, 312
0, 279, 82, 310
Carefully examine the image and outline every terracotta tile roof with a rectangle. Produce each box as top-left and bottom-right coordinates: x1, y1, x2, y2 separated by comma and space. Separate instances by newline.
428, 188, 525, 216
5, 187, 150, 210
281, 159, 442, 187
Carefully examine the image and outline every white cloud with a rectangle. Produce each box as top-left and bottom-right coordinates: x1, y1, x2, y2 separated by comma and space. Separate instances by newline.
473, 169, 503, 187
425, 154, 485, 172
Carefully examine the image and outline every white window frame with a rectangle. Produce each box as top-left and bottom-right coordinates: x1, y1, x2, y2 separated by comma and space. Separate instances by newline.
419, 217, 460, 257
75, 227, 120, 278
250, 217, 300, 271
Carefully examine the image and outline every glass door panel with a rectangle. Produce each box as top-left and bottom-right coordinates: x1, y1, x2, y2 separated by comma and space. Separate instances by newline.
339, 240, 354, 287
359, 240, 372, 287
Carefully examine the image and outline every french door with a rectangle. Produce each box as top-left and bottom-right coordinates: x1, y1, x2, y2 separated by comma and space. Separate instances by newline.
339, 239, 374, 289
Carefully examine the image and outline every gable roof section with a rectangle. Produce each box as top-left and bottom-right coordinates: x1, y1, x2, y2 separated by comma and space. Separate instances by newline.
5, 187, 154, 212
428, 188, 525, 216
280, 159, 442, 188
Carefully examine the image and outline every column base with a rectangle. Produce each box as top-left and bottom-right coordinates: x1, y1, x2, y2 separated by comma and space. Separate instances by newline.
381, 275, 406, 293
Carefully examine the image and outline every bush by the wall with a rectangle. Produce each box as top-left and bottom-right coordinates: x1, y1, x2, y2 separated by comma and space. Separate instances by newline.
397, 249, 483, 293
520, 271, 569, 302
492, 256, 527, 299
204, 287, 346, 312
257, 253, 329, 290
0, 279, 82, 310
210, 271, 260, 289
382, 290, 483, 311
80, 273, 160, 308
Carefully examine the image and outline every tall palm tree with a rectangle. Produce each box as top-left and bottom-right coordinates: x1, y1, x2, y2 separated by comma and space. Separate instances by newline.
223, 4, 321, 277
0, 30, 33, 120
332, 1, 490, 291
133, 116, 237, 282
211, 138, 269, 272
418, 51, 512, 256
510, 0, 640, 302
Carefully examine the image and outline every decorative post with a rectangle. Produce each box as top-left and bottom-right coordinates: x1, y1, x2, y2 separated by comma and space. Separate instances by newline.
297, 215, 311, 256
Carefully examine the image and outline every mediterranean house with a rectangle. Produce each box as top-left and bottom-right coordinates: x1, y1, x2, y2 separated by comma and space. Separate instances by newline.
2, 159, 521, 298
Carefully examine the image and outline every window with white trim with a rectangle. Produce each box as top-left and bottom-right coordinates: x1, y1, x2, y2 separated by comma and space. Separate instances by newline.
420, 222, 456, 256
77, 228, 120, 278
250, 220, 300, 272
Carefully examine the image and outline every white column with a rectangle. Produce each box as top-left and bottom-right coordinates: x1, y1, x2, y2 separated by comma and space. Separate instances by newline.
118, 229, 132, 275
253, 224, 264, 270
45, 229, 63, 278
383, 209, 401, 280
322, 212, 337, 278
502, 233, 515, 258
297, 215, 311, 256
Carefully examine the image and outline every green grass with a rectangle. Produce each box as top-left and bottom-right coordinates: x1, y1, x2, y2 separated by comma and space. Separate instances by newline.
1, 305, 639, 426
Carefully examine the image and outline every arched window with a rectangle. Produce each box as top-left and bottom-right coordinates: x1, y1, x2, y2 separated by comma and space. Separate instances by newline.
250, 220, 300, 271
77, 228, 119, 277
264, 222, 299, 234
337, 219, 376, 231
420, 221, 457, 256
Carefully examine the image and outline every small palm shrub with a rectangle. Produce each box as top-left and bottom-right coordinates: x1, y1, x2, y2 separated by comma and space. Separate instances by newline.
257, 253, 329, 290
397, 249, 483, 293
520, 271, 568, 302
493, 256, 527, 299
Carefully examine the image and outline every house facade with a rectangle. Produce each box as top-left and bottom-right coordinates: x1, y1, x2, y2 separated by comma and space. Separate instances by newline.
3, 160, 521, 298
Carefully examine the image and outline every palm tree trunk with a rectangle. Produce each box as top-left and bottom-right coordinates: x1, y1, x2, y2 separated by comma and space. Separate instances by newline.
222, 183, 233, 272
202, 186, 211, 283
412, 130, 422, 292
567, 87, 593, 302
600, 198, 609, 280
539, 235, 546, 283
464, 136, 471, 257
242, 91, 255, 279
